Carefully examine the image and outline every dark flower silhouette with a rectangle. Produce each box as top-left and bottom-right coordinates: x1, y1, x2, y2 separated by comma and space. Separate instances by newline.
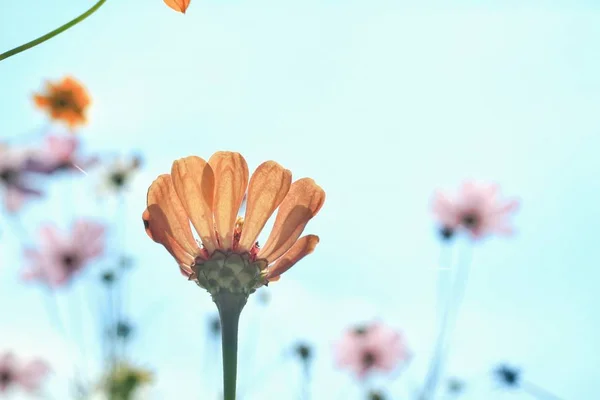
0, 143, 44, 213
367, 390, 386, 400
294, 343, 313, 363
494, 364, 521, 388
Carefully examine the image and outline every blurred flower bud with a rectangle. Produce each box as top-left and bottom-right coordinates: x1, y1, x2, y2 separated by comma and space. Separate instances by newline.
494, 364, 521, 388
447, 377, 465, 394
439, 226, 454, 240
209, 315, 221, 338
367, 390, 386, 400
294, 343, 313, 363
116, 321, 133, 340
119, 255, 134, 269
101, 271, 115, 285
257, 289, 270, 306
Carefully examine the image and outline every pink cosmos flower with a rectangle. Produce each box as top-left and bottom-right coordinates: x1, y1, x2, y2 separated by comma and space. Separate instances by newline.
432, 181, 519, 240
0, 144, 44, 213
0, 352, 50, 393
334, 322, 411, 379
22, 219, 106, 288
27, 135, 98, 174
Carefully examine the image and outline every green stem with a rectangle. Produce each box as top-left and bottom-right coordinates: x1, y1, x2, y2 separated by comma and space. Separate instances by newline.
302, 359, 311, 400
214, 292, 247, 400
420, 245, 472, 400
0, 0, 108, 62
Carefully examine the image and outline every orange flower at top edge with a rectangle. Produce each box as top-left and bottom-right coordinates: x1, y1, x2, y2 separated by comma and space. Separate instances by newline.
33, 76, 91, 129
142, 152, 325, 297
163, 0, 191, 13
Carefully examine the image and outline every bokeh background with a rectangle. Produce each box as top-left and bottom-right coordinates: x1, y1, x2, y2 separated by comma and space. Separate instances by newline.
1, 0, 599, 398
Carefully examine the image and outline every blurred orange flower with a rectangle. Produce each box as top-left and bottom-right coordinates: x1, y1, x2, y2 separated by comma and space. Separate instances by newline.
164, 0, 191, 13
33, 77, 91, 129
142, 152, 325, 295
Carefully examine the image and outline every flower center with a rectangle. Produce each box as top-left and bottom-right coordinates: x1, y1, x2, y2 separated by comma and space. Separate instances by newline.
62, 253, 78, 270
0, 369, 12, 385
362, 351, 377, 368
0, 168, 17, 184
461, 212, 479, 228
110, 171, 126, 188
51, 91, 77, 111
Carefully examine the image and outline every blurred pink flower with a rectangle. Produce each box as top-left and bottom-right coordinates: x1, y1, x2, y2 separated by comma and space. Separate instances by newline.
22, 219, 106, 288
334, 322, 411, 379
432, 181, 519, 240
0, 144, 44, 213
0, 352, 50, 393
27, 135, 98, 174
0, 352, 17, 392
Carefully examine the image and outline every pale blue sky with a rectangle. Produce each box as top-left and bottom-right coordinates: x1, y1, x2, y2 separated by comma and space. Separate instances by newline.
1, 0, 599, 399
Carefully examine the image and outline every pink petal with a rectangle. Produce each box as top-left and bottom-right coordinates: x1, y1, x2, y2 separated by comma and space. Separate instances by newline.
71, 219, 106, 259
43, 261, 70, 288
431, 191, 459, 227
499, 199, 520, 214
47, 135, 78, 159
459, 181, 479, 197
0, 352, 16, 367
21, 267, 44, 282
4, 188, 25, 213
17, 359, 50, 392
492, 223, 515, 236
39, 225, 64, 249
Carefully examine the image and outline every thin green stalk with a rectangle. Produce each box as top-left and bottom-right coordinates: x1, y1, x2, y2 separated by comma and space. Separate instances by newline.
214, 292, 247, 400
107, 277, 117, 368
420, 245, 472, 400
302, 359, 311, 400
0, 0, 108, 62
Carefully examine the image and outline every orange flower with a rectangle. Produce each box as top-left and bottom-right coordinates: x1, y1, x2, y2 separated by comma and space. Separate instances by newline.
33, 77, 91, 129
163, 0, 191, 13
142, 152, 324, 296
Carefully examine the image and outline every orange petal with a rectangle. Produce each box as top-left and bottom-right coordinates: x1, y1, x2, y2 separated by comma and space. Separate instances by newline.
144, 175, 199, 266
33, 94, 49, 108
164, 0, 190, 13
238, 161, 292, 251
267, 235, 320, 281
208, 152, 249, 250
258, 178, 325, 262
171, 156, 217, 253
64, 113, 84, 128
165, 233, 195, 275
146, 175, 198, 252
